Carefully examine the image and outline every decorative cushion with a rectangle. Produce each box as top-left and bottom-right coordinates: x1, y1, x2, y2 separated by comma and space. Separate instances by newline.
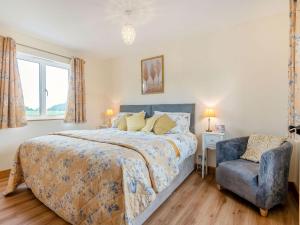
126, 112, 146, 131
141, 115, 161, 132
111, 111, 145, 128
240, 134, 287, 162
153, 114, 176, 135
154, 111, 190, 133
117, 115, 130, 131
111, 112, 130, 128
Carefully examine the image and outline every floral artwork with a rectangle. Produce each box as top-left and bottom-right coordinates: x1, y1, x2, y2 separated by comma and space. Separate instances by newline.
141, 55, 164, 94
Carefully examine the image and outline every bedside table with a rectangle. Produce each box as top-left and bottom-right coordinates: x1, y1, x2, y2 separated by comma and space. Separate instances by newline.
201, 132, 225, 178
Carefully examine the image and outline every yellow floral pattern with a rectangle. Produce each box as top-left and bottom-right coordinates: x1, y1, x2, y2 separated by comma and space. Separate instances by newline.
4, 129, 182, 225
65, 58, 86, 123
289, 0, 300, 127
0, 36, 27, 128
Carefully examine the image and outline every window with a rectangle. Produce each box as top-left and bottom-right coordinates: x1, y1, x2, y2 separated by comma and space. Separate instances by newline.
17, 53, 70, 120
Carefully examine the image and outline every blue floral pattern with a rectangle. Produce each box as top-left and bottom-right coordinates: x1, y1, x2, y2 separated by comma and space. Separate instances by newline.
4, 129, 197, 225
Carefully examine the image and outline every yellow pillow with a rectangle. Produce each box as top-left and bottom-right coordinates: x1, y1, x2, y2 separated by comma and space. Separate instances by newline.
153, 114, 176, 135
141, 115, 161, 132
117, 115, 130, 131
126, 112, 146, 131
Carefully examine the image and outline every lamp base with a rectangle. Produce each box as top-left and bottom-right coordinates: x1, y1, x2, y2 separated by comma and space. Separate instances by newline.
206, 117, 212, 132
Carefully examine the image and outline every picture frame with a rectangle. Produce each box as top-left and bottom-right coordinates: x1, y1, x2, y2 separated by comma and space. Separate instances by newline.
215, 124, 225, 133
141, 55, 164, 94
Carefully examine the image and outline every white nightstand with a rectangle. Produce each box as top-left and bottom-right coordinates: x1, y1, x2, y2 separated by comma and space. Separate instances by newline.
200, 132, 225, 178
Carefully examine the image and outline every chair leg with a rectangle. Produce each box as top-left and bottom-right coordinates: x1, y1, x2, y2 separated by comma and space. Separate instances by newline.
217, 184, 222, 191
259, 208, 268, 217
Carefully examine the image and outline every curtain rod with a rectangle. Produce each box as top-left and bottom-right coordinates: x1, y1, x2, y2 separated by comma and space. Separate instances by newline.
16, 43, 72, 60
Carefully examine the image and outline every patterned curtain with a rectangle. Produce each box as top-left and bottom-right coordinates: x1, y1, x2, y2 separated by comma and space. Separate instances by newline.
289, 0, 300, 128
0, 36, 27, 129
65, 57, 86, 123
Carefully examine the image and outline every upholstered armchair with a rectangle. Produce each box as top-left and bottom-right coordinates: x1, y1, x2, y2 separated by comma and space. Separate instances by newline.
215, 137, 292, 216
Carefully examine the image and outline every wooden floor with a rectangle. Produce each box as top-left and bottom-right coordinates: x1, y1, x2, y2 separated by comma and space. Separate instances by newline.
0, 172, 298, 225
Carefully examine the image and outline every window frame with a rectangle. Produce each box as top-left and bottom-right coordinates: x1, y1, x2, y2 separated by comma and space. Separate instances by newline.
17, 52, 70, 121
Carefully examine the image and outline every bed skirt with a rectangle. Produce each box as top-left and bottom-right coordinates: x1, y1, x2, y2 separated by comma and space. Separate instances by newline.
132, 154, 195, 225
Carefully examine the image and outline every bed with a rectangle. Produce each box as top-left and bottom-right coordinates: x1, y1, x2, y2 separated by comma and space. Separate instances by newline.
4, 104, 197, 225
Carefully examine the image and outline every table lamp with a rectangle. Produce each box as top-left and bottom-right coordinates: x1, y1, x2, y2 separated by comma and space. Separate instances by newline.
204, 108, 216, 132
105, 109, 114, 126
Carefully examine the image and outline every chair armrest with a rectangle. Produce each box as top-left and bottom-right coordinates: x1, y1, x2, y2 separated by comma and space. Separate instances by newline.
257, 142, 293, 209
216, 136, 249, 167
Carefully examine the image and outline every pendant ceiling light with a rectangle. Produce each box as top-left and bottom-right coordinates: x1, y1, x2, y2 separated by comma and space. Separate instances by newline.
121, 24, 136, 45
105, 0, 156, 45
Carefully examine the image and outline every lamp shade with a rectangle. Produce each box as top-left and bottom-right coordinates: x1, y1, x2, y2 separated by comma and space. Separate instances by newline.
204, 108, 216, 118
106, 109, 114, 116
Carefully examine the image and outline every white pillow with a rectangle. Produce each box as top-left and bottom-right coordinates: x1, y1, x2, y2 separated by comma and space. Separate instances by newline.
153, 111, 191, 133
111, 111, 145, 128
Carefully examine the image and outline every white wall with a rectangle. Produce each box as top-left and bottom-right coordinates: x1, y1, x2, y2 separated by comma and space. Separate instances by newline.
109, 13, 299, 183
0, 26, 112, 170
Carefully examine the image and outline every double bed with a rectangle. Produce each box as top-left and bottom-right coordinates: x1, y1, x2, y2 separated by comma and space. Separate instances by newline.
4, 104, 197, 225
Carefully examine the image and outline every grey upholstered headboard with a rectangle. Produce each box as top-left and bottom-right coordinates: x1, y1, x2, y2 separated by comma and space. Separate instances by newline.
120, 104, 195, 133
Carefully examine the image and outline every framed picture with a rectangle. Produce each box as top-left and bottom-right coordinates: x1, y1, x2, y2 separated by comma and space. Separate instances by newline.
215, 124, 225, 133
141, 55, 164, 94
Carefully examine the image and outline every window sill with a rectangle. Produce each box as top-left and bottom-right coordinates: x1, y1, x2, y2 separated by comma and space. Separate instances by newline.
27, 116, 65, 121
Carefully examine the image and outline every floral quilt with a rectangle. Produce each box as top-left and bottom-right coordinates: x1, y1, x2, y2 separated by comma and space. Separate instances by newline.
4, 129, 183, 225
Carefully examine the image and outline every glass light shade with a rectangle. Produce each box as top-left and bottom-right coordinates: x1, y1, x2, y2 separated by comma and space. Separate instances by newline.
204, 108, 216, 118
121, 24, 136, 45
106, 109, 114, 116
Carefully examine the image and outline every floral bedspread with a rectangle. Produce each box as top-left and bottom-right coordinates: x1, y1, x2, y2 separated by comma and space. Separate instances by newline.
4, 129, 184, 225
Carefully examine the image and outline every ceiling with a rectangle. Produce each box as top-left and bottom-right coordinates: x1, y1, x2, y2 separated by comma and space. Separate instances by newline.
0, 0, 287, 58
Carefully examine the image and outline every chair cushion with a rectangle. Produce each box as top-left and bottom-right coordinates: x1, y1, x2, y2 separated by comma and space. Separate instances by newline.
240, 134, 286, 162
216, 159, 259, 204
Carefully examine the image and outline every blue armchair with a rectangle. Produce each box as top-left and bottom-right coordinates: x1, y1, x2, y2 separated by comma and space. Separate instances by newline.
216, 137, 292, 216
